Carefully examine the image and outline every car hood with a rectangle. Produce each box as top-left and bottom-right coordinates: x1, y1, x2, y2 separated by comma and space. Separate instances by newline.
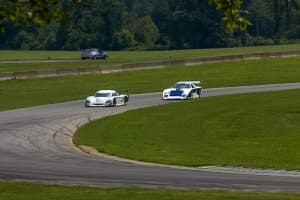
164, 88, 191, 93
163, 88, 192, 97
86, 96, 111, 103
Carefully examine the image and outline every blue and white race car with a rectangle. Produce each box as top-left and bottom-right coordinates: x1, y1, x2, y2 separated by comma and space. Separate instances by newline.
162, 81, 202, 100
85, 90, 129, 107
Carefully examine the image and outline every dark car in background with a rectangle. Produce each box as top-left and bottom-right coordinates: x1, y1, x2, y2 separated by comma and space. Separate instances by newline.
81, 48, 108, 60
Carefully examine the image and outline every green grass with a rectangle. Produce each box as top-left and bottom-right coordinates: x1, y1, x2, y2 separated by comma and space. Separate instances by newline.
74, 90, 300, 170
0, 57, 300, 111
1, 182, 300, 200
1, 44, 300, 72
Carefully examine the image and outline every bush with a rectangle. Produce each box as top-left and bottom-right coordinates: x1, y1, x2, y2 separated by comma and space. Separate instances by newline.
111, 29, 137, 50
246, 35, 274, 46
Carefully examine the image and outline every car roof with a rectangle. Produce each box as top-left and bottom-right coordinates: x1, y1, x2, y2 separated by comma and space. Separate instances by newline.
96, 90, 116, 94
82, 48, 98, 51
176, 81, 201, 84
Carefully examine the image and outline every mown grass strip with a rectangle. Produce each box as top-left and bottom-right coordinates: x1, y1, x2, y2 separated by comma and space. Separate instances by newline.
0, 57, 299, 111
1, 182, 300, 200
1, 44, 300, 72
2, 44, 300, 61
74, 90, 300, 170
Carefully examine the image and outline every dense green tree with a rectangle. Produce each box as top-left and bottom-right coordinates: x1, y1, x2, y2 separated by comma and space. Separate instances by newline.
133, 16, 159, 47
0, 0, 299, 50
246, 0, 299, 43
247, 0, 273, 37
111, 29, 137, 50
62, 0, 124, 49
165, 0, 223, 49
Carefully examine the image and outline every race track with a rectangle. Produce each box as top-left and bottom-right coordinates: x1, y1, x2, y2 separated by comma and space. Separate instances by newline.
1, 83, 300, 192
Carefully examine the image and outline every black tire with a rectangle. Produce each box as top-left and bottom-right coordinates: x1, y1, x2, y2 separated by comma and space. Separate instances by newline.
197, 89, 201, 97
112, 98, 117, 107
124, 96, 129, 103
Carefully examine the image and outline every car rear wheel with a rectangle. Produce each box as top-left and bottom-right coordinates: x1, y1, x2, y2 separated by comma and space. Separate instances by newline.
124, 96, 129, 103
112, 98, 117, 107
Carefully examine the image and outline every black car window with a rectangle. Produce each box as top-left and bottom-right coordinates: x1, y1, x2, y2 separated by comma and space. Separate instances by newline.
95, 93, 111, 97
174, 83, 191, 89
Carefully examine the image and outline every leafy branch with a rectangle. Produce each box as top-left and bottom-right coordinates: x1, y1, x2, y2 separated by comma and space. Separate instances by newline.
0, 0, 82, 32
209, 0, 252, 31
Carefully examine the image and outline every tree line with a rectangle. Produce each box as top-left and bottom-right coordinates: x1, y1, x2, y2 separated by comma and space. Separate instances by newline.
0, 0, 299, 50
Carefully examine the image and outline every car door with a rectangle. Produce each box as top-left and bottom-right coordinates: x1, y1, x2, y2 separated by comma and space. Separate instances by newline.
189, 84, 200, 98
112, 92, 123, 106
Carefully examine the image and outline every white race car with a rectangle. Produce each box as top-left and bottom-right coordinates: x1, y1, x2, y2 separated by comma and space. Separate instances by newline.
85, 90, 129, 107
162, 81, 202, 100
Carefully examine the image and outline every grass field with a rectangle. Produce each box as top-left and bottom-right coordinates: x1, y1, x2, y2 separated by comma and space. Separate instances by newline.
1, 182, 300, 200
74, 90, 300, 170
0, 58, 300, 110
0, 57, 299, 111
1, 48, 300, 197
1, 44, 300, 72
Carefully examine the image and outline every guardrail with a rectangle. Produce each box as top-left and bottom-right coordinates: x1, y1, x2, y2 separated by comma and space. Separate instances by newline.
1, 50, 300, 81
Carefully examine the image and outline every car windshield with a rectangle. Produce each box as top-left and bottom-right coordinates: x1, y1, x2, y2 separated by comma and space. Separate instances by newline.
174, 83, 191, 89
90, 48, 99, 53
95, 93, 111, 97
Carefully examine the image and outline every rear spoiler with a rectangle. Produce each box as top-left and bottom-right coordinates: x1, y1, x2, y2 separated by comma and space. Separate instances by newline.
191, 81, 201, 84
181, 81, 201, 85
117, 90, 129, 96
118, 90, 129, 102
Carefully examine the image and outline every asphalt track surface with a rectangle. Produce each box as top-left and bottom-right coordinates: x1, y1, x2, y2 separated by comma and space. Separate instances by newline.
1, 83, 300, 192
